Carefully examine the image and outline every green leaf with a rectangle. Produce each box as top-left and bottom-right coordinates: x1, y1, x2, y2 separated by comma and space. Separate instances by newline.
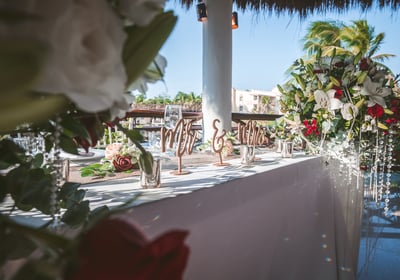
79, 162, 113, 177
0, 39, 47, 97
61, 200, 90, 227
123, 11, 177, 87
0, 95, 69, 133
64, 190, 86, 209
86, 205, 111, 228
59, 133, 78, 155
138, 151, 154, 175
329, 76, 341, 87
31, 153, 44, 169
60, 114, 90, 140
291, 73, 306, 90
0, 138, 26, 166
357, 71, 368, 84
384, 108, 394, 115
354, 52, 362, 65
59, 182, 80, 198
7, 166, 54, 214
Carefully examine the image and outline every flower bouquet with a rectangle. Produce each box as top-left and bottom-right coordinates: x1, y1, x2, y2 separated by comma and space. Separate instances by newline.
80, 142, 141, 177
278, 20, 400, 154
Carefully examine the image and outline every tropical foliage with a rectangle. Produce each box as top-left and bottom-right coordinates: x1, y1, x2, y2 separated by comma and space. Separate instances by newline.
134, 91, 202, 111
278, 20, 400, 148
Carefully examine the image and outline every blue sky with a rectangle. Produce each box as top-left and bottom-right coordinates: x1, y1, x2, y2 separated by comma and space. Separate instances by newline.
145, 3, 400, 98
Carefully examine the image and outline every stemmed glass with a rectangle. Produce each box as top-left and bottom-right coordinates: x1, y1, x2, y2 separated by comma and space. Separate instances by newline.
164, 105, 182, 129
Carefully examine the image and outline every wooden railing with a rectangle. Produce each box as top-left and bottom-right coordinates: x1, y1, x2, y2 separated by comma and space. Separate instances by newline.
126, 109, 282, 129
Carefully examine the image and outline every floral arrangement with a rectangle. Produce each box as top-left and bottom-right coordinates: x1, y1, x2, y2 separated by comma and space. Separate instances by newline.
0, 0, 190, 279
277, 20, 400, 216
80, 142, 141, 177
278, 20, 400, 151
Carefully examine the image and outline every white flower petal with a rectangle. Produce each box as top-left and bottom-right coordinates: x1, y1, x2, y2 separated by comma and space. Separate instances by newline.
341, 103, 358, 120
118, 0, 165, 26
330, 98, 343, 110
0, 0, 128, 114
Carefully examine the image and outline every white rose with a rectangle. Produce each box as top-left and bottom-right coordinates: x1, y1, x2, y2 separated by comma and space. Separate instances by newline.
118, 0, 165, 26
0, 0, 129, 115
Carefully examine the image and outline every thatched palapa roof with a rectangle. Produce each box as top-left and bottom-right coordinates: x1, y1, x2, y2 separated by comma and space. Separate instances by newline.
178, 0, 400, 17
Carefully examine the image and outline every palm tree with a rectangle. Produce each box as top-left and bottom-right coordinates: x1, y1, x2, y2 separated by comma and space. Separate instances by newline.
302, 20, 393, 61
302, 20, 343, 57
340, 20, 393, 62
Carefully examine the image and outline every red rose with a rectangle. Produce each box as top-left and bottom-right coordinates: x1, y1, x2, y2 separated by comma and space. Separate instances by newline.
333, 86, 343, 99
367, 104, 384, 118
113, 155, 135, 172
67, 218, 190, 280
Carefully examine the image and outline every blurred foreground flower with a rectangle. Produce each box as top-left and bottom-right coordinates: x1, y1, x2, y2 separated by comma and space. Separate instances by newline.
66, 218, 190, 280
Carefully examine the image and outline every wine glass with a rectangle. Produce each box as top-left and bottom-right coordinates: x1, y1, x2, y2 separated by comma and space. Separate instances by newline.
164, 105, 182, 129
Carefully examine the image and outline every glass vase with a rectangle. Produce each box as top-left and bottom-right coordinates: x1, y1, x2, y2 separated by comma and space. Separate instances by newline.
139, 158, 161, 188
281, 141, 294, 158
240, 145, 255, 165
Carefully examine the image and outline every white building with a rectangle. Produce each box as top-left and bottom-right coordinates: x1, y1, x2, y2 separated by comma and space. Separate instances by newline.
231, 87, 281, 114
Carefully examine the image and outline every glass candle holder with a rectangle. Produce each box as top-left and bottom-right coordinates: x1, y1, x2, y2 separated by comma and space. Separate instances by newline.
281, 141, 294, 158
139, 157, 161, 188
240, 145, 255, 165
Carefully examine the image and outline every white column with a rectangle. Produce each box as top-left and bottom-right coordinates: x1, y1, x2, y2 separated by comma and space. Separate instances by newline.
202, 0, 232, 142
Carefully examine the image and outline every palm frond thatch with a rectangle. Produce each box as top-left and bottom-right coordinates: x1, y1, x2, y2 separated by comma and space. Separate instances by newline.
177, 0, 400, 18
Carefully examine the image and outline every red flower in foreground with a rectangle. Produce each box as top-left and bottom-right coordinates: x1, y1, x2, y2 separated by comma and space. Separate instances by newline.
367, 104, 384, 118
113, 155, 135, 172
67, 218, 190, 280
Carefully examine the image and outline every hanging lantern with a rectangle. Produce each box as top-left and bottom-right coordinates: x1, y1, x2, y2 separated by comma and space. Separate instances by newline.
232, 12, 238, 29
197, 2, 207, 22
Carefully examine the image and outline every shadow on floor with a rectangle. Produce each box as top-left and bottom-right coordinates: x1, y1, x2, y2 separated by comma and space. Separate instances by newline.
357, 189, 400, 280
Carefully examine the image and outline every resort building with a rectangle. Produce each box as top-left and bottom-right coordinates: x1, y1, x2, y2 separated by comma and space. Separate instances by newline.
231, 87, 281, 114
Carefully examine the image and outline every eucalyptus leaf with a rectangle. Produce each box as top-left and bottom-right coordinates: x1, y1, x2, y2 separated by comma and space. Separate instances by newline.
31, 153, 44, 169
60, 114, 90, 140
7, 166, 52, 214
61, 200, 90, 227
64, 189, 86, 209
0, 138, 26, 166
60, 133, 78, 155
86, 205, 111, 229
59, 182, 81, 198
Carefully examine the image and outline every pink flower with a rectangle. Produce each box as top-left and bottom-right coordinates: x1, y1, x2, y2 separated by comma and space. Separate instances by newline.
105, 143, 123, 160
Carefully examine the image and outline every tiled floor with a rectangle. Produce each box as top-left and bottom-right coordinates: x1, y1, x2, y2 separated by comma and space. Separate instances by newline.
357, 190, 400, 280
